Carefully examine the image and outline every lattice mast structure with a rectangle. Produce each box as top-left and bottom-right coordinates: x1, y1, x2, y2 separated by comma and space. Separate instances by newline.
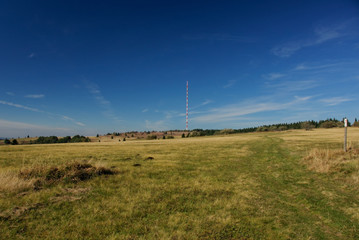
186, 81, 189, 131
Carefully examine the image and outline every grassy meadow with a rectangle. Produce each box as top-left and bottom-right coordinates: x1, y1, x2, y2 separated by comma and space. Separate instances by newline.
1, 128, 359, 239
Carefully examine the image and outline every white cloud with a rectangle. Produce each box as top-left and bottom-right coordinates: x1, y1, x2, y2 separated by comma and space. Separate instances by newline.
294, 96, 313, 101
6, 92, 15, 96
192, 96, 311, 123
314, 25, 342, 44
28, 53, 35, 58
0, 100, 42, 112
75, 122, 85, 126
272, 21, 350, 57
263, 73, 286, 80
182, 33, 254, 42
62, 115, 85, 126
178, 110, 206, 117
266, 80, 319, 92
319, 97, 353, 106
0, 119, 68, 131
0, 100, 85, 127
0, 118, 71, 137
85, 81, 121, 122
142, 108, 149, 113
293, 62, 347, 71
272, 42, 303, 58
164, 111, 178, 119
25, 94, 45, 99
223, 80, 236, 88
62, 116, 72, 121
145, 120, 168, 131
191, 99, 213, 110
201, 99, 212, 106
294, 64, 307, 71
193, 103, 282, 123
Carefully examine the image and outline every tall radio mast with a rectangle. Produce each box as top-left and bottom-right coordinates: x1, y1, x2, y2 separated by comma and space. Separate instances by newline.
186, 81, 189, 131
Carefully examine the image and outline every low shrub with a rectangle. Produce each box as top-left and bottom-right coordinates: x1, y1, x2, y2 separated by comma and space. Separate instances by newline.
13, 162, 118, 191
146, 135, 157, 140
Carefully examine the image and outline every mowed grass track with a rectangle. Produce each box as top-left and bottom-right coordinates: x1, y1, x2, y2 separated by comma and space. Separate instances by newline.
1, 129, 359, 239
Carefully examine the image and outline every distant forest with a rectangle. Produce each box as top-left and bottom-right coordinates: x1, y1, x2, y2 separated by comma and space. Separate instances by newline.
185, 118, 358, 137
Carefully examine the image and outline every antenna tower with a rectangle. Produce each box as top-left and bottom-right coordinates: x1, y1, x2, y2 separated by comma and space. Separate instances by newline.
186, 81, 189, 131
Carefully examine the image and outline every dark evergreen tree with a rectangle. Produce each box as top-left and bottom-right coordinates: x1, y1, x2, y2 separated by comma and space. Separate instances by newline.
58, 136, 71, 143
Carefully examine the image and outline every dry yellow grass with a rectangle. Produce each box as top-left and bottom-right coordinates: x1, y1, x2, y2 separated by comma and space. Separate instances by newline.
279, 127, 359, 149
0, 170, 36, 192
304, 148, 359, 173
2, 128, 359, 239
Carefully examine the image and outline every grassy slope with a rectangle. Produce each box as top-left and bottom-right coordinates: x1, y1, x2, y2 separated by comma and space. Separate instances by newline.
1, 129, 359, 239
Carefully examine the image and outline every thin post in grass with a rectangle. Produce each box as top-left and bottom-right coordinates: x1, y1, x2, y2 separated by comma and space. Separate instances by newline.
344, 118, 348, 152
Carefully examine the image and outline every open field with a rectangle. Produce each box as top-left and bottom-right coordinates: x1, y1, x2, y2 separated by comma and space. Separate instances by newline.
1, 128, 359, 239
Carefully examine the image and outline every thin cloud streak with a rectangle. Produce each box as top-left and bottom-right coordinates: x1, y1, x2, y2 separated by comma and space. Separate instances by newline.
319, 97, 353, 106
266, 80, 319, 92
62, 115, 85, 126
0, 118, 73, 138
145, 120, 168, 131
223, 80, 236, 88
293, 62, 350, 71
191, 99, 213, 110
192, 97, 311, 123
85, 81, 121, 122
0, 100, 85, 126
294, 96, 313, 101
263, 73, 286, 80
0, 118, 69, 131
0, 100, 43, 112
193, 103, 283, 123
182, 33, 255, 42
164, 110, 179, 119
28, 53, 35, 58
25, 94, 45, 99
272, 21, 351, 57
178, 110, 206, 117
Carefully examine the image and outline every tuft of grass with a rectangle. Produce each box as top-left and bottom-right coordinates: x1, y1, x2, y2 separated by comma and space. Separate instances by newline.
304, 146, 359, 179
304, 148, 346, 173
0, 171, 37, 192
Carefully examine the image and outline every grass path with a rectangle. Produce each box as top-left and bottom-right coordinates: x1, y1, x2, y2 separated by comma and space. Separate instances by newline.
237, 136, 359, 239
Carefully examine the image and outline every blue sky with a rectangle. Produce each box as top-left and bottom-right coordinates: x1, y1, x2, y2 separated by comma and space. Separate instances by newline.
1, 0, 359, 137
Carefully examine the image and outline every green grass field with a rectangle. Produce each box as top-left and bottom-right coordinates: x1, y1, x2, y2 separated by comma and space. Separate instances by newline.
1, 128, 359, 239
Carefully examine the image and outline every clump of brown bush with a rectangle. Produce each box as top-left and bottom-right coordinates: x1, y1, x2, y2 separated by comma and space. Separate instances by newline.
0, 162, 117, 193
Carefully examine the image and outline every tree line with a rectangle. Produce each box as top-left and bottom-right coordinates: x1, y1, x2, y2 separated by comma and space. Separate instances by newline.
3, 118, 358, 144
182, 118, 356, 137
33, 135, 90, 144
